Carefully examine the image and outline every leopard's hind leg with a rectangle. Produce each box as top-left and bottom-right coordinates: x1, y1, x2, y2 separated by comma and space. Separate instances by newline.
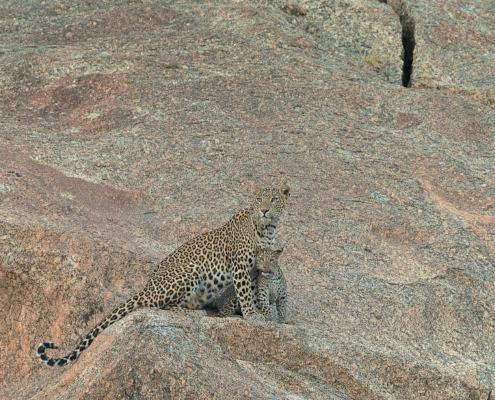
216, 286, 241, 317
150, 262, 206, 310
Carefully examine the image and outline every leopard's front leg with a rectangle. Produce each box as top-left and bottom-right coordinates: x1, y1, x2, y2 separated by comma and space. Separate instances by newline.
257, 285, 278, 321
232, 259, 265, 321
276, 288, 288, 323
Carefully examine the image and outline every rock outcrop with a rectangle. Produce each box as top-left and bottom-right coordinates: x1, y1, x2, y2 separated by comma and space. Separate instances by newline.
1, 0, 494, 399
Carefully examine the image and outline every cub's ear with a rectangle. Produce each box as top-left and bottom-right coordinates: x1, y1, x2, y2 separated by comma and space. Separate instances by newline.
279, 185, 291, 198
252, 184, 262, 196
274, 248, 284, 258
255, 246, 262, 256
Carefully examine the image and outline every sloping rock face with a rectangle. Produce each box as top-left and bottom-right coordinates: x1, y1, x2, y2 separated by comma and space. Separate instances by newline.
1, 0, 495, 399
406, 0, 495, 106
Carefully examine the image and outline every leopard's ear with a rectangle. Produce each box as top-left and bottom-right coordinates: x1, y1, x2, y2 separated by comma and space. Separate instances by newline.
255, 246, 262, 256
252, 184, 262, 196
279, 185, 291, 198
274, 248, 284, 258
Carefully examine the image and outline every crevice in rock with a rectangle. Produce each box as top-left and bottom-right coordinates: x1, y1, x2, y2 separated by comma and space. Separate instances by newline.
381, 0, 416, 87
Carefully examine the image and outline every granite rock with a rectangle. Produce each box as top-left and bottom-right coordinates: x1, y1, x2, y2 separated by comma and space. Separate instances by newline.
1, 0, 495, 399
405, 0, 495, 106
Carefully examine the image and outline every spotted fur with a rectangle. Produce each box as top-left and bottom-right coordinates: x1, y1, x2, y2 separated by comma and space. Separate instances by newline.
216, 247, 287, 322
37, 184, 291, 366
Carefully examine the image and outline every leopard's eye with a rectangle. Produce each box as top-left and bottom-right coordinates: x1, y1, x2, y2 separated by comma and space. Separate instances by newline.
256, 197, 262, 202
271, 198, 277, 203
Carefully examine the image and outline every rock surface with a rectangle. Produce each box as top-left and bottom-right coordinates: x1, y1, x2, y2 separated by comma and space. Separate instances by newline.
1, 0, 495, 399
407, 0, 495, 106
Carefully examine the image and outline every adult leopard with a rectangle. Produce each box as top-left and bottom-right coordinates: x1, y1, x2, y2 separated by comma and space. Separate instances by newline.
37, 184, 291, 366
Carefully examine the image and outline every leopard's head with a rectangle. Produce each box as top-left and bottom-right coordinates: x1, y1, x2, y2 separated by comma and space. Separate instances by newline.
255, 247, 283, 276
252, 184, 291, 225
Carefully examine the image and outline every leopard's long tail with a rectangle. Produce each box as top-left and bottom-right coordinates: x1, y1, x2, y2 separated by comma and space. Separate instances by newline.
37, 293, 143, 367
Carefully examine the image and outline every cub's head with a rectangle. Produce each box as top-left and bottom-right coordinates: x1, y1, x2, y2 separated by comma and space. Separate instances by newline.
252, 184, 291, 225
255, 247, 283, 276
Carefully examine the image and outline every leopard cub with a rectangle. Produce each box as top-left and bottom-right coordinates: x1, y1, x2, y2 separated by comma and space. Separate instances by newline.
216, 247, 287, 322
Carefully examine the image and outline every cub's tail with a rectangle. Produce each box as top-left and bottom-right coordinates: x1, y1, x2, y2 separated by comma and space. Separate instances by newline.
37, 293, 142, 366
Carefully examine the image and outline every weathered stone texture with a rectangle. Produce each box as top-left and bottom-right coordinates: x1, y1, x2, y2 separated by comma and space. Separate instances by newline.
406, 0, 495, 106
1, 0, 495, 399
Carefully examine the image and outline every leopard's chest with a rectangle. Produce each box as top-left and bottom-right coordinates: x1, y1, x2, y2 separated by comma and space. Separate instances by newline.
258, 276, 283, 303
256, 227, 277, 250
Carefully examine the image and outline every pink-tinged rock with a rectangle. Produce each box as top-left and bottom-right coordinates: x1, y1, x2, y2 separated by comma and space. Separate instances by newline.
408, 0, 495, 107
1, 0, 495, 399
